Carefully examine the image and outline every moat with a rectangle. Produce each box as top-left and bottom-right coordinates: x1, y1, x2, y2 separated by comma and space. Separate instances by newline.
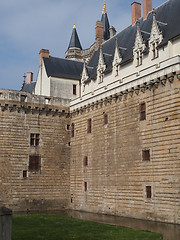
64, 210, 180, 240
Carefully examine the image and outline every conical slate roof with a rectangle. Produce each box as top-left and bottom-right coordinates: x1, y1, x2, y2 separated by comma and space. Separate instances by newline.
68, 25, 82, 50
101, 2, 110, 40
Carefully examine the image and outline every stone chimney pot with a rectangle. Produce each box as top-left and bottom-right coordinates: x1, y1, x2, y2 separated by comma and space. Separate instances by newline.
143, 0, 152, 20
39, 49, 49, 66
26, 72, 33, 84
131, 2, 141, 26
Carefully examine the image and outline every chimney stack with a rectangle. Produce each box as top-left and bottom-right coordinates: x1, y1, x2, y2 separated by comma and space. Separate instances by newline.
109, 26, 117, 38
131, 2, 141, 26
39, 49, 49, 66
143, 0, 152, 20
26, 72, 33, 84
95, 21, 104, 47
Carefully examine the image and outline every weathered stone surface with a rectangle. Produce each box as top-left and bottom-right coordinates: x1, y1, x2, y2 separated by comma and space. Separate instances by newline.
70, 75, 180, 224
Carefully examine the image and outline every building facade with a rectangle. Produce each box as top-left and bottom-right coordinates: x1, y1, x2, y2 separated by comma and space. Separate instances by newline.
0, 0, 180, 224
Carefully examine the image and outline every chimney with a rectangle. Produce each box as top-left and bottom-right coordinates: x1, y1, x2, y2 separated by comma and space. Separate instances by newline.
95, 21, 104, 47
109, 26, 117, 38
131, 2, 141, 26
26, 72, 33, 84
143, 0, 152, 20
39, 49, 49, 66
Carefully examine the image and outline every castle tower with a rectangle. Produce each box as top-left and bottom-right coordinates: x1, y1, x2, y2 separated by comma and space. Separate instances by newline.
65, 24, 83, 61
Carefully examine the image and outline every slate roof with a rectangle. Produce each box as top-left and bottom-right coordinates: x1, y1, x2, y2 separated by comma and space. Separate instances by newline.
43, 56, 83, 80
68, 27, 82, 50
101, 13, 110, 40
21, 82, 36, 94
86, 0, 180, 82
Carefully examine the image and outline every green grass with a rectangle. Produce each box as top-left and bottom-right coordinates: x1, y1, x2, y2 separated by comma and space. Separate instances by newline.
12, 214, 162, 240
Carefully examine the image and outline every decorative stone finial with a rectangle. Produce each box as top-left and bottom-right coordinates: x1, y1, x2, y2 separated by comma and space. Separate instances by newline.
102, 0, 107, 14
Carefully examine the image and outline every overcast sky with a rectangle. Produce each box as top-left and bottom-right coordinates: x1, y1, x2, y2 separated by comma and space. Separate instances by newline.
0, 0, 167, 90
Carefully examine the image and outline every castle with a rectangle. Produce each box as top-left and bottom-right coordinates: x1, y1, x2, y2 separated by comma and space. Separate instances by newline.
0, 0, 180, 224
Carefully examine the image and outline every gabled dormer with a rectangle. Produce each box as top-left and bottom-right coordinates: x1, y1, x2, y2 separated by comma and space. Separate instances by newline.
133, 20, 146, 67
97, 47, 106, 83
81, 62, 89, 92
149, 10, 163, 59
112, 38, 122, 77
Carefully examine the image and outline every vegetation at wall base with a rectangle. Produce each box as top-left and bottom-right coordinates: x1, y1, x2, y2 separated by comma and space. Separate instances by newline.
12, 214, 162, 240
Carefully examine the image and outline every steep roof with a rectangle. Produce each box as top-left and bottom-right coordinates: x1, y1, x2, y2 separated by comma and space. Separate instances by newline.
101, 2, 110, 40
86, 0, 180, 81
21, 82, 36, 94
43, 56, 83, 80
68, 25, 82, 50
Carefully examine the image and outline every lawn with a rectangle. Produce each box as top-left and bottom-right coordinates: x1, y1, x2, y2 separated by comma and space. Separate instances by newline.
12, 214, 163, 240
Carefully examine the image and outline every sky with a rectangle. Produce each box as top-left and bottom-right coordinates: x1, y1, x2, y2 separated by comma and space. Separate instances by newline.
0, 0, 167, 90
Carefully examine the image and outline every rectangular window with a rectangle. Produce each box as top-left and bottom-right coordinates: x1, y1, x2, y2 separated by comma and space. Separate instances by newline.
84, 156, 88, 166
152, 42, 159, 59
71, 123, 74, 137
23, 170, 27, 178
146, 186, 152, 199
29, 155, 41, 172
142, 150, 150, 161
136, 50, 142, 66
30, 133, 40, 146
104, 114, 108, 125
73, 85, 77, 95
87, 118, 92, 134
140, 102, 146, 121
84, 182, 87, 192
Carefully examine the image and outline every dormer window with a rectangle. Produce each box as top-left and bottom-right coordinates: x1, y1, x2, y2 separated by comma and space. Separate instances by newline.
115, 64, 119, 77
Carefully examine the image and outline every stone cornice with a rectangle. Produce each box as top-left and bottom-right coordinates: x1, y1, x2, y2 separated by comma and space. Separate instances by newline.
71, 71, 179, 116
0, 101, 70, 117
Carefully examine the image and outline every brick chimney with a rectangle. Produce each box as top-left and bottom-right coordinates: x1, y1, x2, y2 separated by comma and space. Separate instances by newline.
131, 2, 141, 26
143, 0, 152, 20
39, 49, 49, 66
95, 21, 104, 47
26, 72, 33, 84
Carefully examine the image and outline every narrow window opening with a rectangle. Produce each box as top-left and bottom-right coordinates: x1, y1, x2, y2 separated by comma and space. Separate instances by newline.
136, 50, 142, 66
84, 156, 88, 166
73, 85, 77, 95
66, 124, 70, 130
84, 182, 87, 192
87, 118, 92, 134
104, 114, 108, 125
21, 95, 27, 102
140, 102, 146, 121
23, 170, 27, 178
146, 186, 152, 199
71, 123, 74, 137
142, 150, 150, 161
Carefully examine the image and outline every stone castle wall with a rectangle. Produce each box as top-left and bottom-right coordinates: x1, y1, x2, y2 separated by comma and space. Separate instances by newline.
70, 72, 180, 224
0, 90, 71, 212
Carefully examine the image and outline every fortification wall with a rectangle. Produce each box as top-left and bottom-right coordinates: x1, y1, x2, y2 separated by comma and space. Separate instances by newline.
0, 90, 71, 212
70, 72, 180, 224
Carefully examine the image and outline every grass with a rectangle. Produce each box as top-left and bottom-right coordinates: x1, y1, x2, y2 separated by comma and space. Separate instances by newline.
12, 214, 163, 240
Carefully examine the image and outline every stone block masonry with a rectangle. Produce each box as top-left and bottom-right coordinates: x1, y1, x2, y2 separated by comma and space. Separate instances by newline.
0, 90, 71, 212
70, 73, 180, 224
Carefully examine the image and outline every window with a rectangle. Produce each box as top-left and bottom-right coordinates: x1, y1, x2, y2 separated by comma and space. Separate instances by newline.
21, 95, 27, 102
84, 156, 88, 166
136, 50, 142, 66
73, 85, 77, 95
152, 42, 159, 59
30, 133, 40, 146
66, 124, 70, 130
104, 114, 108, 125
140, 103, 146, 121
142, 150, 150, 161
84, 182, 87, 192
146, 186, 152, 199
99, 69, 104, 83
87, 118, 92, 134
23, 170, 27, 178
28, 155, 41, 172
71, 123, 74, 137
